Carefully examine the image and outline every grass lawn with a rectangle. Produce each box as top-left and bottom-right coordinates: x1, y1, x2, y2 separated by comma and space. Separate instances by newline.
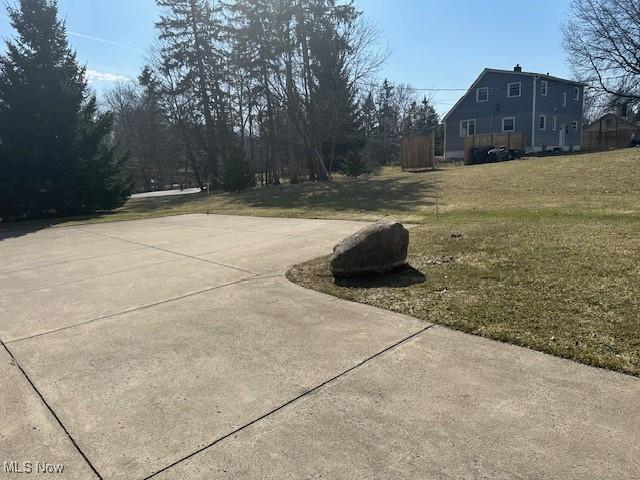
286, 149, 640, 376
3, 149, 640, 375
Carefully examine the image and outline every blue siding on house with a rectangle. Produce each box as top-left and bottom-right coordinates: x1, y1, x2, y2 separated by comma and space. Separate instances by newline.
534, 79, 583, 149
444, 69, 584, 158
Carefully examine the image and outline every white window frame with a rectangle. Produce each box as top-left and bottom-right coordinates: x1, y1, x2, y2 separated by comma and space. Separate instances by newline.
459, 119, 476, 137
540, 80, 548, 96
539, 114, 546, 130
562, 92, 567, 107
501, 116, 516, 132
552, 115, 557, 131
476, 87, 489, 103
572, 120, 578, 129
574, 87, 580, 100
507, 82, 521, 98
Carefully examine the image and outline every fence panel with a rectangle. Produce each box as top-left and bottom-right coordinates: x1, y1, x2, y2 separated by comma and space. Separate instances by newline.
463, 132, 524, 163
582, 129, 637, 151
400, 134, 435, 170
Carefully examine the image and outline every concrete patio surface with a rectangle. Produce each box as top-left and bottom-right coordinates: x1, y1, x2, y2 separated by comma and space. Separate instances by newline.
0, 214, 638, 479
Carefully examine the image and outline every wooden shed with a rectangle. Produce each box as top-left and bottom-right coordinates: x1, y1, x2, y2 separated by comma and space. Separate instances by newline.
400, 134, 435, 170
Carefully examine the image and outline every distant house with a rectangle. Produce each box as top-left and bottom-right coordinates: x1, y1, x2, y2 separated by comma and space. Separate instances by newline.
583, 113, 640, 150
443, 65, 585, 159
584, 113, 640, 133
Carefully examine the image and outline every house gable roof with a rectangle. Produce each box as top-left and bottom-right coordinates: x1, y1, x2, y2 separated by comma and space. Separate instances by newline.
442, 69, 489, 122
485, 68, 586, 87
442, 68, 586, 122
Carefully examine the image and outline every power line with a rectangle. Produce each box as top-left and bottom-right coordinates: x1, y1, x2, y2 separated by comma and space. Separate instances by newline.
364, 82, 468, 92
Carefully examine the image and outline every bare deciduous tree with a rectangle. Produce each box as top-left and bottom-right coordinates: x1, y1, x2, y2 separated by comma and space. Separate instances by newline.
107, 0, 386, 191
563, 0, 640, 100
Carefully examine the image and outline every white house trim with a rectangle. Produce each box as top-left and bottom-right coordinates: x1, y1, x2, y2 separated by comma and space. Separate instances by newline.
459, 119, 476, 137
539, 114, 547, 130
507, 81, 521, 98
443, 122, 447, 158
502, 116, 516, 132
540, 80, 548, 96
531, 76, 537, 151
476, 87, 489, 102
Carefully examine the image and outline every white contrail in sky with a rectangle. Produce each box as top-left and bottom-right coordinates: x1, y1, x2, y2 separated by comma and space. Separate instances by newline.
67, 31, 145, 54
0, 14, 135, 83
0, 14, 144, 53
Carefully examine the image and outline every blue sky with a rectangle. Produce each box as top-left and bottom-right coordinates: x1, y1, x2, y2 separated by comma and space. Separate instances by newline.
0, 0, 573, 115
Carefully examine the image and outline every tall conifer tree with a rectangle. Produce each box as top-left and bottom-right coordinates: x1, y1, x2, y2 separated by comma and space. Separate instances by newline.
0, 0, 129, 220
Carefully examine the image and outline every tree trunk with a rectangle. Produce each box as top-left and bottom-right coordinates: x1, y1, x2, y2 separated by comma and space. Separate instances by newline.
188, 0, 218, 186
328, 136, 337, 175
285, 27, 299, 184
297, 7, 328, 181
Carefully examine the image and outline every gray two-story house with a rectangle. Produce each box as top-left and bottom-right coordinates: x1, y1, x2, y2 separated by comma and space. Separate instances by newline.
443, 65, 585, 159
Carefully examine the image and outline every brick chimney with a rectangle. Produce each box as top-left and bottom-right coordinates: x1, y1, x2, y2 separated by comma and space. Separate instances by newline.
514, 64, 522, 72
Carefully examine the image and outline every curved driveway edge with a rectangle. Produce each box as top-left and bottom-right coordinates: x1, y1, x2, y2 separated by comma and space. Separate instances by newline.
1, 214, 638, 479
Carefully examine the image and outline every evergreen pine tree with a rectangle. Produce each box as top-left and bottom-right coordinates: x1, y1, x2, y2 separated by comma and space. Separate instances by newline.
401, 100, 417, 136
360, 91, 379, 167
0, 0, 129, 220
156, 0, 229, 186
415, 96, 439, 133
308, 7, 365, 177
376, 79, 399, 164
136, 65, 176, 187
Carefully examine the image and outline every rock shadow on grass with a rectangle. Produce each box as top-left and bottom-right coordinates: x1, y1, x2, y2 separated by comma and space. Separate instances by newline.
334, 265, 426, 289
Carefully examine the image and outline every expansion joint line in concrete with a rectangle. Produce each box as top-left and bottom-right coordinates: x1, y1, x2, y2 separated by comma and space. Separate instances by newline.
142, 324, 435, 480
0, 257, 188, 300
72, 227, 258, 276
0, 338, 104, 480
5, 275, 263, 346
0, 246, 148, 277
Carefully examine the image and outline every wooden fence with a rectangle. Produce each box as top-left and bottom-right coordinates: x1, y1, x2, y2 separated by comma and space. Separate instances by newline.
400, 134, 434, 170
582, 129, 638, 151
463, 132, 525, 162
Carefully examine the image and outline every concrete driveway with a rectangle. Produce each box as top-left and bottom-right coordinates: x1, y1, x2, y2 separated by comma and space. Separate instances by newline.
0, 214, 638, 479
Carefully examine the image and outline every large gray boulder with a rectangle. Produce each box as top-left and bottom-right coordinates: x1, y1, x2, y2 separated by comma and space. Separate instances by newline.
330, 220, 409, 277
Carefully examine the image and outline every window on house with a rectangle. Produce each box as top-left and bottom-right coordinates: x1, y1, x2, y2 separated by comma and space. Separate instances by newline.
540, 80, 548, 96
507, 82, 521, 98
572, 120, 578, 129
552, 116, 557, 131
460, 119, 476, 137
502, 117, 515, 132
476, 87, 488, 102
574, 87, 580, 100
539, 115, 546, 130
563, 92, 567, 107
